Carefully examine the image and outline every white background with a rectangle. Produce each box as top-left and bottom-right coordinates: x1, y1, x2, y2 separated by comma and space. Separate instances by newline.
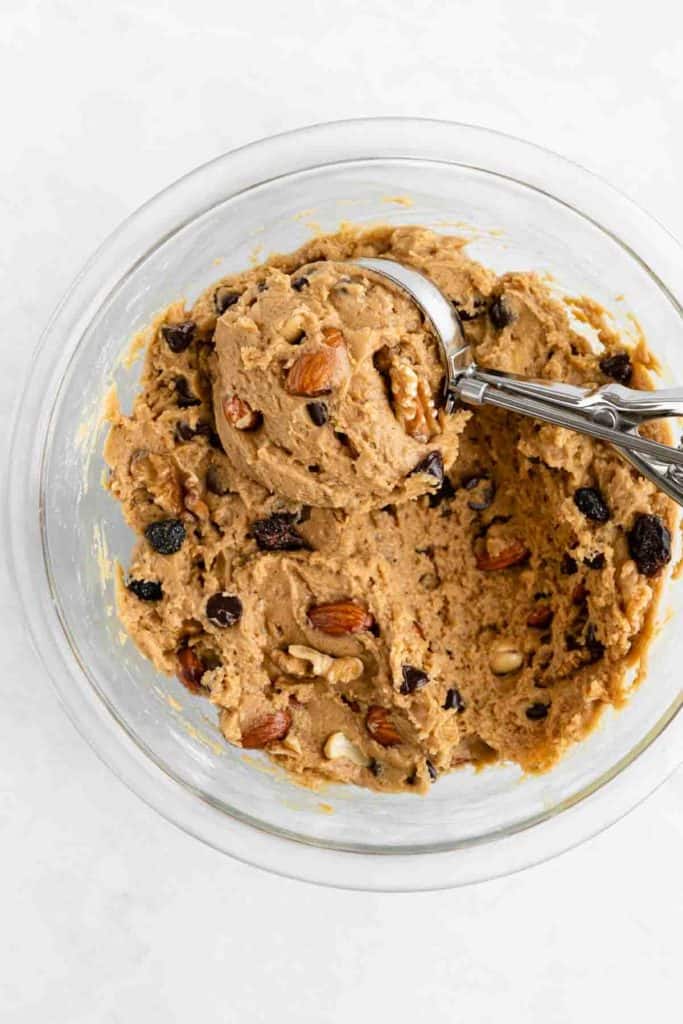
1, 1, 682, 1021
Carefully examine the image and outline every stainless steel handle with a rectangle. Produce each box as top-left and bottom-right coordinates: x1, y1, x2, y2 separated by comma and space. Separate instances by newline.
452, 365, 683, 504
453, 365, 683, 467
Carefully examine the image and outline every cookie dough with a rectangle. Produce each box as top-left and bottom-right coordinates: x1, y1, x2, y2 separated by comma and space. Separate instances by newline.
212, 259, 466, 509
104, 225, 674, 793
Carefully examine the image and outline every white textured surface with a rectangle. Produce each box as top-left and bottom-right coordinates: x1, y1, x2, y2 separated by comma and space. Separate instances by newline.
1, 1, 681, 1020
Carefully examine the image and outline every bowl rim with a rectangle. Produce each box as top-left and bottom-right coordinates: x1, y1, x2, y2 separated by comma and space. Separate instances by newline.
7, 116, 682, 891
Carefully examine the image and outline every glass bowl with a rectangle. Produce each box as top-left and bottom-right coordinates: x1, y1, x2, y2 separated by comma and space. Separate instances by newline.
8, 118, 682, 891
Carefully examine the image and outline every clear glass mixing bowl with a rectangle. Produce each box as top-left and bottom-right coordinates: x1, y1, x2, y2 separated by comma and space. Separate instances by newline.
8, 119, 682, 890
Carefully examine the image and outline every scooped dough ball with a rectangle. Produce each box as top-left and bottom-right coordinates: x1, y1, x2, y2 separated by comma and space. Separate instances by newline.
212, 261, 468, 509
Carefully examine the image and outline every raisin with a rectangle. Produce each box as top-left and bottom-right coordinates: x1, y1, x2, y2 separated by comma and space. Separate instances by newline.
627, 513, 671, 577
214, 287, 240, 314
585, 623, 605, 663
127, 578, 163, 601
206, 592, 243, 628
426, 759, 438, 782
464, 475, 495, 511
175, 421, 195, 443
249, 513, 308, 551
145, 519, 186, 555
161, 320, 196, 353
400, 665, 429, 695
561, 553, 578, 575
526, 702, 549, 721
428, 476, 456, 508
599, 351, 633, 385
411, 450, 444, 486
573, 487, 610, 522
306, 401, 329, 426
584, 552, 606, 570
488, 295, 515, 330
291, 276, 309, 291
174, 376, 201, 408
443, 688, 465, 712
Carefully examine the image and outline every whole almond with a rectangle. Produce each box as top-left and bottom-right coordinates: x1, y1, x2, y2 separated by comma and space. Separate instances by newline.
286, 348, 339, 397
476, 541, 530, 571
526, 605, 554, 628
176, 647, 206, 694
222, 394, 261, 431
241, 709, 292, 749
308, 600, 374, 636
365, 705, 402, 747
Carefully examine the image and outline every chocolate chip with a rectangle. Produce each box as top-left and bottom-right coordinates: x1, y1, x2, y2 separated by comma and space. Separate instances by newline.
174, 421, 195, 443
627, 513, 671, 577
368, 758, 383, 777
426, 759, 437, 782
249, 513, 308, 551
205, 464, 231, 496
214, 287, 241, 314
488, 295, 515, 330
565, 634, 581, 651
308, 464, 321, 473
206, 592, 243, 628
599, 351, 633, 385
127, 579, 163, 601
193, 422, 223, 448
585, 623, 605, 663
526, 702, 549, 721
174, 376, 200, 408
161, 320, 196, 353
428, 476, 456, 508
145, 519, 186, 555
306, 401, 329, 426
291, 276, 309, 291
443, 688, 465, 712
400, 665, 429, 695
584, 552, 606, 570
411, 450, 444, 486
560, 553, 578, 576
334, 431, 359, 458
452, 296, 487, 321
573, 487, 609, 522
464, 475, 496, 511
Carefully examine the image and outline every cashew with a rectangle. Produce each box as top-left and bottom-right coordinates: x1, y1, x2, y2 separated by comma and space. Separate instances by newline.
490, 644, 524, 675
323, 732, 370, 766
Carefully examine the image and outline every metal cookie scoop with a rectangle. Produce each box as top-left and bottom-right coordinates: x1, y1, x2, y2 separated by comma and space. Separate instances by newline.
354, 257, 683, 507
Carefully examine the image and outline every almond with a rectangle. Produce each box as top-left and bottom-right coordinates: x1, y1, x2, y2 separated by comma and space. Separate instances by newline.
322, 326, 345, 348
526, 605, 554, 628
308, 600, 374, 636
241, 709, 292, 749
365, 705, 402, 747
286, 347, 340, 397
222, 394, 261, 431
476, 541, 530, 571
176, 647, 206, 694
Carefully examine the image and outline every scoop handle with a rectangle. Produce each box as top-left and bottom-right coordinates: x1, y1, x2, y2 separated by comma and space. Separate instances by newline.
452, 365, 683, 505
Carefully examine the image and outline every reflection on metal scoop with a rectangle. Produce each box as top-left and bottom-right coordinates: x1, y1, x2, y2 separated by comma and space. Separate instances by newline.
353, 256, 683, 507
